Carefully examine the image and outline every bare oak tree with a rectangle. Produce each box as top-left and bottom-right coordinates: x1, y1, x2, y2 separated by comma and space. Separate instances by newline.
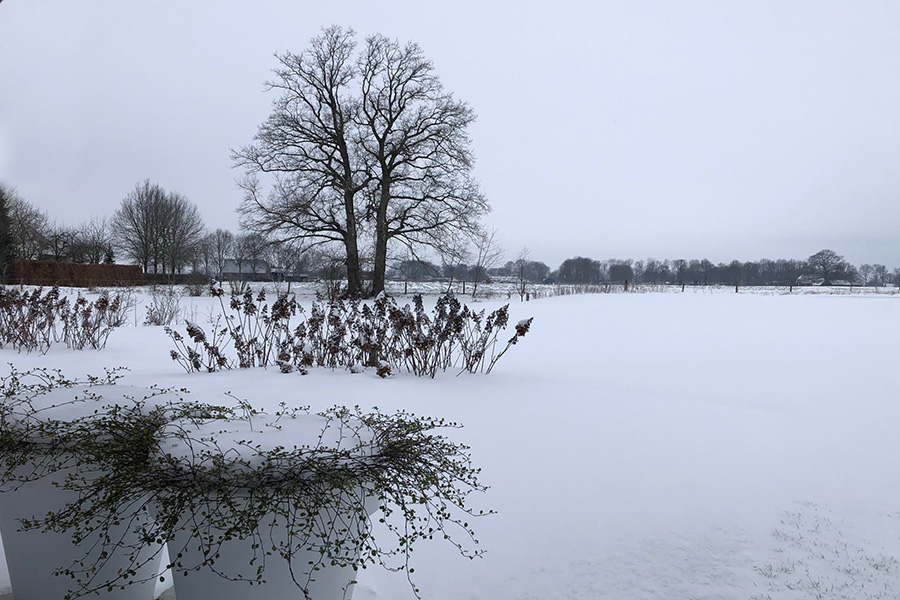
236, 232, 269, 276
807, 249, 848, 285
470, 226, 503, 298
4, 188, 50, 261
234, 26, 367, 295
230, 233, 252, 276
514, 247, 530, 298
112, 180, 204, 275
72, 217, 114, 263
112, 180, 164, 272
235, 26, 488, 296
206, 228, 234, 279
873, 264, 888, 287
42, 222, 76, 262
359, 33, 488, 295
858, 263, 874, 286
161, 192, 205, 275
437, 233, 471, 294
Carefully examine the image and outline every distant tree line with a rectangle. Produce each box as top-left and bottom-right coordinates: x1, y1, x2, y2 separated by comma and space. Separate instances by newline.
0, 180, 433, 284
393, 249, 897, 289
548, 249, 896, 287
3, 181, 898, 291
386, 257, 550, 284
0, 183, 115, 270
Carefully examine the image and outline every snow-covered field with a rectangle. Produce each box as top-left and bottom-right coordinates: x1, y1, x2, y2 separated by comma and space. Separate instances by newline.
3, 287, 900, 599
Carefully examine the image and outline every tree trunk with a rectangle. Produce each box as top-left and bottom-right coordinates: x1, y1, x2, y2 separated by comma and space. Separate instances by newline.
343, 213, 363, 297
337, 111, 363, 295
371, 185, 390, 297
345, 245, 362, 296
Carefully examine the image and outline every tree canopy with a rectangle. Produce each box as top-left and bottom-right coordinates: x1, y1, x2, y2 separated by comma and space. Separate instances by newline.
235, 26, 488, 296
111, 180, 205, 275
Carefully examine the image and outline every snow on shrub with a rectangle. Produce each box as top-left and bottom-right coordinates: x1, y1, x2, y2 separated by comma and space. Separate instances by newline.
142, 285, 183, 326
166, 284, 533, 377
0, 286, 131, 353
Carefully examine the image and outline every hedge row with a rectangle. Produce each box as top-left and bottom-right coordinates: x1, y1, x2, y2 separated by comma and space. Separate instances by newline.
5, 260, 144, 287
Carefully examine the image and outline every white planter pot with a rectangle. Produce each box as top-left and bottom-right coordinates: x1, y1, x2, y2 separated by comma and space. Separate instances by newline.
0, 469, 161, 600
0, 385, 176, 600
167, 492, 376, 600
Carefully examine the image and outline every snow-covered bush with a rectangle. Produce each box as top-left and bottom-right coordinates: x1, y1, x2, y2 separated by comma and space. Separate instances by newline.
183, 274, 208, 297
0, 286, 129, 352
165, 285, 533, 377
143, 285, 183, 326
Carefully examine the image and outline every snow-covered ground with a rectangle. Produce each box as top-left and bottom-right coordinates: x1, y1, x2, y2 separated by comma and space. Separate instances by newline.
3, 287, 900, 599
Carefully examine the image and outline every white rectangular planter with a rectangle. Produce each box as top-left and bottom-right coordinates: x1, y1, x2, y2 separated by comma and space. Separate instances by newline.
165, 493, 376, 600
0, 384, 177, 599
0, 468, 162, 600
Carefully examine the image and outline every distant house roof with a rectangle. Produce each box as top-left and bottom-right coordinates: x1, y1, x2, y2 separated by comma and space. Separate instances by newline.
795, 275, 824, 286
221, 259, 269, 275
795, 275, 856, 287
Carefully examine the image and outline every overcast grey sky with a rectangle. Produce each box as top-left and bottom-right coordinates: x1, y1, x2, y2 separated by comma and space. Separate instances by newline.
2, 0, 899, 269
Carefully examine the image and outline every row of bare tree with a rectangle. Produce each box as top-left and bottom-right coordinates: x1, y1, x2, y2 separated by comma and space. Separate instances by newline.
1, 27, 494, 295
0, 176, 499, 287
551, 250, 896, 287
3, 176, 898, 292
0, 184, 114, 266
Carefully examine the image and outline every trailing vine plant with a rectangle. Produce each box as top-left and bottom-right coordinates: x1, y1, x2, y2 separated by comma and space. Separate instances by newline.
0, 368, 492, 599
